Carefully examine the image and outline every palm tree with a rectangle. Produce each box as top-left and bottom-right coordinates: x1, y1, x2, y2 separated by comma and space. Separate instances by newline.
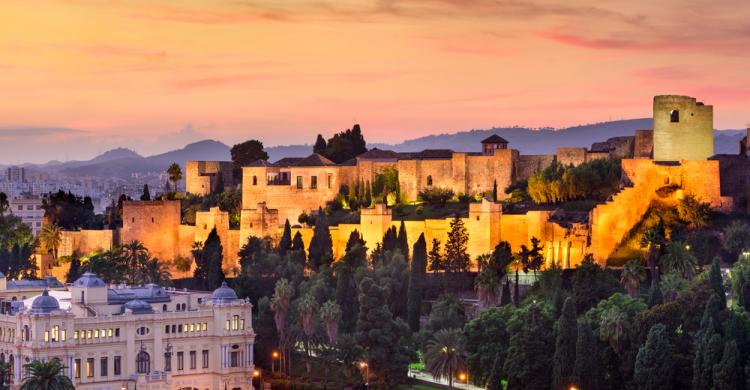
320, 300, 342, 344
173, 255, 192, 279
167, 162, 182, 192
620, 260, 645, 298
424, 328, 466, 388
599, 307, 627, 354
297, 294, 318, 375
0, 360, 10, 390
660, 241, 698, 280
660, 272, 687, 302
475, 267, 502, 309
20, 358, 74, 390
640, 220, 666, 281
39, 224, 63, 259
122, 241, 149, 285
271, 278, 294, 373
145, 258, 172, 286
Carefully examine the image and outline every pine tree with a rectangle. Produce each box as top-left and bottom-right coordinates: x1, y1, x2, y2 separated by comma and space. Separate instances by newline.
66, 255, 82, 283
713, 341, 742, 390
633, 324, 675, 390
397, 220, 409, 261
709, 257, 726, 308
647, 279, 663, 307
573, 321, 600, 390
427, 239, 443, 272
551, 298, 577, 390
278, 219, 292, 255
308, 209, 333, 271
140, 184, 151, 201
313, 134, 327, 155
407, 233, 427, 332
445, 216, 469, 273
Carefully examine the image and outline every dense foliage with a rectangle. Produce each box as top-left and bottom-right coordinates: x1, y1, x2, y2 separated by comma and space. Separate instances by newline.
525, 159, 621, 204
313, 124, 367, 164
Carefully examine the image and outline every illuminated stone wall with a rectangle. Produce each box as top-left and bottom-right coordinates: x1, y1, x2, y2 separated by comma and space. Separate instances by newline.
185, 160, 234, 195
59, 230, 114, 258
121, 200, 181, 262
634, 129, 654, 158
653, 95, 714, 162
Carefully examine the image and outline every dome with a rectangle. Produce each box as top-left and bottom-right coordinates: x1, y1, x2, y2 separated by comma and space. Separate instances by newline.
29, 290, 60, 315
122, 299, 153, 314
74, 273, 106, 288
211, 281, 238, 304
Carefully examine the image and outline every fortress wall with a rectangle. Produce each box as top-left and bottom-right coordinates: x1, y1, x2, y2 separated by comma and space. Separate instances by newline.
186, 161, 234, 195
450, 153, 468, 196
239, 204, 280, 251
585, 152, 610, 162
178, 225, 195, 259
634, 130, 654, 158
195, 207, 235, 267
653, 95, 714, 161
59, 230, 114, 258
465, 150, 516, 198
557, 148, 587, 166
711, 155, 750, 211
516, 155, 555, 181
397, 159, 419, 201
121, 200, 181, 262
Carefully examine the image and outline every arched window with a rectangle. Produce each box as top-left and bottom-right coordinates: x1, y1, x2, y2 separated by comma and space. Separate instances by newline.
23, 325, 29, 341
670, 109, 679, 123
162, 304, 167, 312
426, 175, 433, 186
252, 176, 258, 185
136, 350, 150, 374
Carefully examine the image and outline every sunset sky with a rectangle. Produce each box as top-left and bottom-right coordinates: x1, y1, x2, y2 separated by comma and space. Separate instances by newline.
1, 0, 750, 163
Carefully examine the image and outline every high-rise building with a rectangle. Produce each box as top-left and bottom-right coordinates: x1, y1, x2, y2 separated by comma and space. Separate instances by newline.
6, 167, 25, 183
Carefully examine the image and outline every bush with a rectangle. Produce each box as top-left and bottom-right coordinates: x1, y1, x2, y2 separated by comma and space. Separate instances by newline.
418, 187, 455, 207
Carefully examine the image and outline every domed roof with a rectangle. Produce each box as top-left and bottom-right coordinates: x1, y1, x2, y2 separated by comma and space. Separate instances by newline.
74, 273, 106, 288
122, 299, 153, 314
29, 290, 60, 315
211, 281, 238, 304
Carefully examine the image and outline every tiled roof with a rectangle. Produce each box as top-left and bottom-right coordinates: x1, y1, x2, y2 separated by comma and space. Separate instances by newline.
357, 148, 400, 160
292, 153, 336, 167
409, 149, 455, 160
481, 135, 509, 144
273, 157, 304, 167
247, 159, 273, 167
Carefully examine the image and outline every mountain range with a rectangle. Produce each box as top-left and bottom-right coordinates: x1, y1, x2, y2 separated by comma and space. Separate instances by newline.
5, 118, 745, 178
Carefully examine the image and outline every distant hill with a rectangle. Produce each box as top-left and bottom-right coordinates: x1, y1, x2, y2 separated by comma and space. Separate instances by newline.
14, 120, 745, 178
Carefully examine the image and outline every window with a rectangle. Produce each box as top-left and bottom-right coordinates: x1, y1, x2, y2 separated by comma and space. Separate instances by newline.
172, 325, 177, 333
114, 356, 121, 376
202, 350, 209, 368
107, 328, 112, 337
177, 352, 184, 370
202, 323, 207, 331
240, 319, 245, 330
427, 175, 433, 186
74, 359, 81, 379
252, 176, 258, 185
115, 328, 120, 337
310, 176, 318, 189
225, 320, 230, 330
100, 357, 108, 377
61, 329, 66, 341
165, 325, 170, 334
296, 176, 303, 189
232, 315, 239, 330
163, 304, 168, 312
178, 324, 183, 333
670, 109, 680, 123
86, 358, 94, 378
189, 351, 196, 369
74, 331, 79, 340
136, 351, 150, 374
230, 351, 239, 368
44, 331, 49, 342
327, 173, 333, 189
165, 352, 171, 372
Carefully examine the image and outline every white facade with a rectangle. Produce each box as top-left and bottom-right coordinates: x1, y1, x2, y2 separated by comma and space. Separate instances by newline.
8, 197, 44, 236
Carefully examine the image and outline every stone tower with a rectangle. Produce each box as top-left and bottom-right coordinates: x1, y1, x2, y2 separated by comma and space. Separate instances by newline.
653, 95, 714, 162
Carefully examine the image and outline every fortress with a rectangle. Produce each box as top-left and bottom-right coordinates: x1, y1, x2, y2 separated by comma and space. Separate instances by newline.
54, 95, 750, 274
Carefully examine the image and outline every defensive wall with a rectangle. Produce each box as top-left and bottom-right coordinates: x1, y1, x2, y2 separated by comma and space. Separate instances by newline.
185, 160, 234, 196
653, 95, 714, 162
59, 230, 114, 258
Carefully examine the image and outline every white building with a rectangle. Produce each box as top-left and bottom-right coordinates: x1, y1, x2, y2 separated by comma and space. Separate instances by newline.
0, 273, 255, 390
8, 197, 44, 236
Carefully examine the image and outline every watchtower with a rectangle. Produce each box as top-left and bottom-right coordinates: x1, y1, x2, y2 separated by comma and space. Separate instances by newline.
653, 95, 714, 161
481, 135, 509, 156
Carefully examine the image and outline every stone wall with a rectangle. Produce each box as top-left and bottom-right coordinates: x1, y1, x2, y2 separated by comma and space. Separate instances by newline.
121, 200, 181, 262
185, 161, 234, 196
59, 230, 114, 258
653, 95, 714, 161
516, 155, 555, 180
634, 130, 654, 158
557, 148, 587, 166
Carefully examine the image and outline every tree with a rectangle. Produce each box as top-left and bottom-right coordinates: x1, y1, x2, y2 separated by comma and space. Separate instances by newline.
271, 278, 294, 373
140, 184, 151, 201
475, 267, 502, 309
65, 255, 82, 284
230, 139, 269, 179
492, 179, 498, 202
503, 303, 554, 390
407, 233, 427, 332
647, 280, 663, 307
144, 258, 172, 285
321, 124, 367, 164
292, 231, 305, 252
204, 228, 225, 290
39, 224, 62, 259
355, 277, 411, 387
308, 210, 333, 270
677, 194, 711, 228
633, 324, 675, 390
572, 321, 600, 390
660, 272, 687, 302
445, 216, 470, 273
693, 325, 723, 390
428, 239, 444, 272
709, 257, 726, 308
551, 298, 577, 390
723, 221, 750, 263
397, 220, 409, 261
320, 300, 342, 344
19, 358, 74, 390
173, 255, 192, 278
122, 240, 149, 285
0, 193, 7, 216
278, 219, 292, 255
425, 328, 466, 388
296, 293, 318, 375
313, 134, 327, 154
713, 340, 742, 390
620, 260, 645, 298
419, 187, 455, 207
336, 233, 366, 333
660, 241, 698, 280
0, 360, 10, 390
486, 351, 503, 390
167, 162, 182, 192
463, 306, 513, 387
641, 218, 666, 281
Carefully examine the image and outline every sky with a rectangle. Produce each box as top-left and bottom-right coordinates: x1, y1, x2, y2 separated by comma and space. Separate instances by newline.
1, 0, 750, 163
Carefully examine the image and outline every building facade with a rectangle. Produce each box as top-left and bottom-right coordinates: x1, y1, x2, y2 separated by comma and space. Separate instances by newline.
8, 197, 45, 236
0, 273, 254, 390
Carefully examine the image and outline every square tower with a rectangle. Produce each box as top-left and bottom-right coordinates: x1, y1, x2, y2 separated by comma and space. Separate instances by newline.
653, 95, 714, 162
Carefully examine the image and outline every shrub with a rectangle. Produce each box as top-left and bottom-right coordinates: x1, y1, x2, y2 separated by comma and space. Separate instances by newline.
419, 187, 455, 207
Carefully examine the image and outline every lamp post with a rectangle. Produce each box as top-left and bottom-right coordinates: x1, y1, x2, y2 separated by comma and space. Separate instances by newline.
459, 372, 469, 389
272, 351, 280, 373
253, 368, 262, 389
359, 361, 369, 388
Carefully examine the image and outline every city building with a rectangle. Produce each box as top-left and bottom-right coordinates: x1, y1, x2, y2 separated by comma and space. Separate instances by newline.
8, 196, 45, 236
6, 167, 25, 183
0, 273, 254, 390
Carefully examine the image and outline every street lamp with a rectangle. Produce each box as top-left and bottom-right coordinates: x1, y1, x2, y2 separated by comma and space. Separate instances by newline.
359, 361, 369, 387
253, 369, 262, 389
272, 351, 280, 373
458, 372, 469, 389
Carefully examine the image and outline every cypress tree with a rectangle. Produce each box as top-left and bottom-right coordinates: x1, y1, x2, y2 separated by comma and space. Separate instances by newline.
278, 219, 292, 255
551, 298, 577, 390
701, 294, 724, 333
382, 226, 398, 253
291, 231, 305, 252
427, 239, 443, 272
397, 220, 409, 261
633, 324, 675, 390
308, 209, 333, 271
492, 179, 498, 202
445, 216, 469, 273
407, 233, 427, 332
573, 321, 599, 390
500, 280, 511, 306
313, 134, 327, 155
364, 181, 372, 207
713, 341, 742, 390
709, 257, 726, 308
513, 268, 520, 307
204, 228, 225, 290
66, 255, 82, 283
140, 184, 151, 201
486, 351, 504, 390
647, 279, 663, 307
336, 236, 365, 333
